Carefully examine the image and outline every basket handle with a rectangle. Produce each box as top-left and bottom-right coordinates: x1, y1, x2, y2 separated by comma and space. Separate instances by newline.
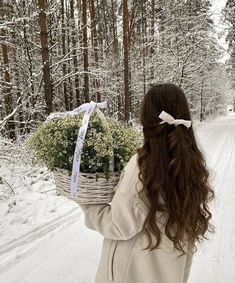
70, 101, 108, 197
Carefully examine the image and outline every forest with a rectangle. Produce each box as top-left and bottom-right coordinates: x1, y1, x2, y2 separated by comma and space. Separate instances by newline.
0, 0, 235, 140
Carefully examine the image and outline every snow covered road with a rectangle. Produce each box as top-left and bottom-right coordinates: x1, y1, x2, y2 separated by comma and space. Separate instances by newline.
188, 114, 235, 283
0, 114, 235, 283
0, 214, 103, 283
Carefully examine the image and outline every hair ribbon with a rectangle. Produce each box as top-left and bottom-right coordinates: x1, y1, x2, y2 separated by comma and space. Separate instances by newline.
159, 111, 191, 129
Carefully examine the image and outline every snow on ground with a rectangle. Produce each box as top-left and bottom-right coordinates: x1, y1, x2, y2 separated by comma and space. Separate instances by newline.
188, 113, 235, 283
0, 145, 82, 276
0, 113, 235, 283
0, 215, 102, 283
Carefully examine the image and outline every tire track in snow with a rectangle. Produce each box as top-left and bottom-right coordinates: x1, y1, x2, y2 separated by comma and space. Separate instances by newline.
0, 216, 103, 283
214, 132, 235, 283
210, 134, 233, 282
0, 207, 81, 256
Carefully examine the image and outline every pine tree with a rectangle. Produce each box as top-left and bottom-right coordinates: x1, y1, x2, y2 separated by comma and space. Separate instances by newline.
0, 0, 233, 139
89, 0, 101, 102
223, 0, 235, 111
60, 0, 69, 110
123, 0, 130, 122
38, 0, 53, 115
82, 0, 89, 102
0, 0, 16, 139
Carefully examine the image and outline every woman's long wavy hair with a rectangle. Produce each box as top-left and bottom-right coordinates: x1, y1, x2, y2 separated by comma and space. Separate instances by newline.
137, 83, 214, 254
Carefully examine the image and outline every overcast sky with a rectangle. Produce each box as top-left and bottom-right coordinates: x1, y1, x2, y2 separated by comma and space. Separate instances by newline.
212, 0, 227, 10
211, 0, 227, 19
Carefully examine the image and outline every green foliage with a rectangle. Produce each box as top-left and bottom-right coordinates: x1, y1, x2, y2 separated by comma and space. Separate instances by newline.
28, 112, 142, 174
107, 118, 143, 171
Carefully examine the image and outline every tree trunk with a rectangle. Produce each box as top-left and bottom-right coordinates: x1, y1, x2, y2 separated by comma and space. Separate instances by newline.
111, 0, 118, 55
200, 78, 204, 122
38, 0, 53, 115
111, 0, 122, 120
0, 0, 16, 139
150, 0, 155, 79
22, 0, 36, 132
123, 0, 130, 122
60, 0, 69, 110
141, 0, 147, 96
82, 0, 89, 102
70, 0, 81, 107
66, 2, 73, 110
12, 15, 24, 135
89, 0, 101, 102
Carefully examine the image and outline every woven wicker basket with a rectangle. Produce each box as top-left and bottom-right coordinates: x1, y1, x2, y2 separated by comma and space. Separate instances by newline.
52, 108, 122, 204
53, 168, 120, 204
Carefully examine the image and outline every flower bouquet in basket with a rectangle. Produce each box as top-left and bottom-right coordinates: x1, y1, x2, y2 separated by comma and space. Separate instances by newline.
28, 107, 142, 204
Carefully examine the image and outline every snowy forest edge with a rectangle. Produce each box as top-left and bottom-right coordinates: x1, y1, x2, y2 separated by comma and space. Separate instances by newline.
0, 0, 235, 141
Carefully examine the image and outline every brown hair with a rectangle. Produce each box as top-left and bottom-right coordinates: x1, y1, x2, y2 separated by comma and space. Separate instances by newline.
137, 83, 214, 254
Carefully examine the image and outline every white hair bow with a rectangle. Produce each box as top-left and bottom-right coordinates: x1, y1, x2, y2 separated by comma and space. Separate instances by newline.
159, 111, 191, 129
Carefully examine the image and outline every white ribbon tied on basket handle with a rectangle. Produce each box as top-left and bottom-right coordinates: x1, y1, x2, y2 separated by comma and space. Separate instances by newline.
47, 101, 108, 196
159, 111, 191, 129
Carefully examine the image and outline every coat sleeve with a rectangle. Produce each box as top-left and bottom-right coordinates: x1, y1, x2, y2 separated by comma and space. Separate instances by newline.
79, 165, 147, 240
79, 193, 145, 240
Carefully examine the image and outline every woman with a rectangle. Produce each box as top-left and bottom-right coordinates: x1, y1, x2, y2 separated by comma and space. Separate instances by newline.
80, 83, 214, 283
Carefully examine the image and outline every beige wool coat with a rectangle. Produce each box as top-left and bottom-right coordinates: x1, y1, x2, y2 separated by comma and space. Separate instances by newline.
80, 154, 193, 283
